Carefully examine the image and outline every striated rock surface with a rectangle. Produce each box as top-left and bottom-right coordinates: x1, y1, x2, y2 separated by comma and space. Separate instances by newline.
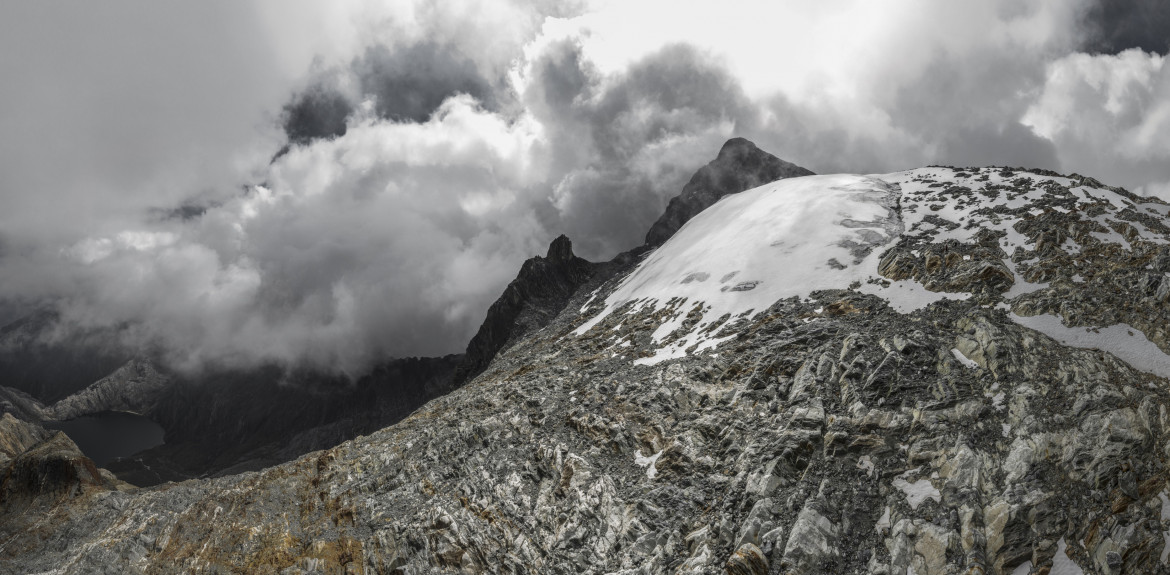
0, 412, 50, 467
0, 416, 126, 518
644, 137, 814, 247
454, 234, 594, 385
7, 160, 1170, 574
0, 385, 46, 422
45, 358, 169, 421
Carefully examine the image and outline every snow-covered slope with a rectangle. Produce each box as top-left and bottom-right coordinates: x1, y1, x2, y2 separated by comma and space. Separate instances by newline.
576, 174, 902, 364
576, 166, 1170, 378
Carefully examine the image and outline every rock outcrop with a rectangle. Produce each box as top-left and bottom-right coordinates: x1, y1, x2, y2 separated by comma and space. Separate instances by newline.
0, 415, 124, 516
0, 412, 49, 467
0, 385, 46, 422
44, 358, 168, 421
644, 137, 814, 247
453, 234, 594, 385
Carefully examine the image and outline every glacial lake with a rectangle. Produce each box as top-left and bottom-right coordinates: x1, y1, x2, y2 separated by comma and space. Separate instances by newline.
44, 411, 165, 467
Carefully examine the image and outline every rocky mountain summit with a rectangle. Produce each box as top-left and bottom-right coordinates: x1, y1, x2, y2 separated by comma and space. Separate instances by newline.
644, 137, 814, 247
5, 146, 1170, 574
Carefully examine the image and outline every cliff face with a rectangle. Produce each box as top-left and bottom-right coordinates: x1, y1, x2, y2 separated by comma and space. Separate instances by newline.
43, 358, 168, 421
644, 137, 814, 247
453, 234, 594, 385
0, 415, 125, 517
8, 155, 1170, 574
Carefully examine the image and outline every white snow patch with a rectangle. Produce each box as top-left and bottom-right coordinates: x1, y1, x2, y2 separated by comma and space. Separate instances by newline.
1089, 228, 1132, 249
892, 468, 941, 510
951, 347, 979, 369
991, 392, 1006, 411
1002, 258, 1049, 299
1002, 423, 1012, 438
1008, 313, 1170, 379
875, 506, 891, 533
857, 455, 875, 477
634, 449, 663, 480
1140, 202, 1170, 217
1079, 185, 1133, 211
579, 287, 602, 313
857, 279, 969, 313
576, 175, 901, 363
1011, 561, 1032, 575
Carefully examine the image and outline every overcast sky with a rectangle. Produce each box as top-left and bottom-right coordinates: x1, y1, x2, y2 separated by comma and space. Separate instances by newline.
1, 0, 1168, 374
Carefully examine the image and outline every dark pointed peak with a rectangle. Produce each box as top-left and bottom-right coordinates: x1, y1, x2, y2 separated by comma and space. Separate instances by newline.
644, 138, 814, 247
546, 235, 575, 263
715, 137, 759, 160
454, 234, 593, 386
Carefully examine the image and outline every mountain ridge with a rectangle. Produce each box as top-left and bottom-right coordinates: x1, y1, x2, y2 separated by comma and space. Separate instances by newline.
8, 146, 1170, 573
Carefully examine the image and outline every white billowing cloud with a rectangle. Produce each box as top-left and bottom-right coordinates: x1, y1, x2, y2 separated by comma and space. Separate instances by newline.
26, 96, 551, 373
1025, 48, 1170, 197
5, 0, 1170, 377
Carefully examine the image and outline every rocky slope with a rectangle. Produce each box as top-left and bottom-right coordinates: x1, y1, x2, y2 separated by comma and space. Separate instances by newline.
454, 235, 595, 386
43, 358, 169, 421
6, 160, 1170, 574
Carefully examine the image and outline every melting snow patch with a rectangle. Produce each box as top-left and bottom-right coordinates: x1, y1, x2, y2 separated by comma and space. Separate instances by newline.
1001, 423, 1012, 438
634, 449, 663, 480
875, 506, 891, 533
857, 279, 969, 313
857, 455, 875, 477
891, 468, 940, 510
579, 287, 602, 313
951, 348, 979, 369
1002, 258, 1049, 299
991, 392, 1006, 411
1008, 313, 1170, 379
576, 174, 902, 363
1011, 561, 1033, 575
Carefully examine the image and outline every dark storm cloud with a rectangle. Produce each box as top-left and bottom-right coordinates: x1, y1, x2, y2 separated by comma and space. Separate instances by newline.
356, 42, 505, 122
1081, 0, 1170, 55
527, 42, 761, 256
281, 82, 354, 146
278, 41, 511, 149
884, 48, 1061, 171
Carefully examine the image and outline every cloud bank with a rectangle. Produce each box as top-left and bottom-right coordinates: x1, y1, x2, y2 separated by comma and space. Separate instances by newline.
2, 0, 1169, 376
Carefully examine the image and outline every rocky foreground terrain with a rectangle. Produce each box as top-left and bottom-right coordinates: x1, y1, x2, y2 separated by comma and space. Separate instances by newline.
5, 146, 1170, 574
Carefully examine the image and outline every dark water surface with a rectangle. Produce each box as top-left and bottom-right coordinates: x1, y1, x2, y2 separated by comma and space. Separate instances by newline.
44, 411, 165, 467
